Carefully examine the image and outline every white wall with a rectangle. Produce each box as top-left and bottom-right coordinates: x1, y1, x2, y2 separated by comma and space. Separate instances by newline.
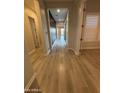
39, 0, 52, 53
68, 0, 84, 55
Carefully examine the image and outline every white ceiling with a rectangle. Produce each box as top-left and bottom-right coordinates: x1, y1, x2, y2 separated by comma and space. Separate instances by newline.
50, 8, 68, 22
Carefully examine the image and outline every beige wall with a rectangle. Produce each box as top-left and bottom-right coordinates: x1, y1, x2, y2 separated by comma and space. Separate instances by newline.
68, 0, 100, 52
84, 14, 99, 42
24, 0, 38, 87
81, 13, 100, 49
25, 0, 49, 55
24, 0, 49, 87
25, 3, 41, 53
79, 0, 100, 49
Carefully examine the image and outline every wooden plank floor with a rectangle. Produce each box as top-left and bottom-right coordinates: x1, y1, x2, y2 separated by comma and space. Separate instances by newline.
32, 37, 100, 93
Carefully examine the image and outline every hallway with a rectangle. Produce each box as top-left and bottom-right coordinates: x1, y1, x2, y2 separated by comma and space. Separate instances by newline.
2, 0, 123, 93
32, 37, 100, 93
24, 0, 100, 93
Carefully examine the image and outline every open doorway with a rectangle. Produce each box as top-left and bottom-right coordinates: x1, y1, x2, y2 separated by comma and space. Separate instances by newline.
47, 8, 69, 50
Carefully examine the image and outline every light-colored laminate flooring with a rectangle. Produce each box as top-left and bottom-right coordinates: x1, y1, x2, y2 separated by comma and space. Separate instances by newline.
32, 36, 100, 93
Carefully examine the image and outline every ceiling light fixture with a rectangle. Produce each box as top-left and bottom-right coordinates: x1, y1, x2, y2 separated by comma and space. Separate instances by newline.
57, 9, 60, 13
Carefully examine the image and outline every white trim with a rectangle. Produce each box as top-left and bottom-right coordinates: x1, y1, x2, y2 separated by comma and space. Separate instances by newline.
67, 48, 79, 56
51, 40, 56, 49
65, 41, 67, 46
25, 73, 36, 89
28, 49, 36, 55
82, 47, 100, 49
74, 49, 79, 55
46, 49, 51, 56
81, 41, 100, 49
45, 40, 56, 56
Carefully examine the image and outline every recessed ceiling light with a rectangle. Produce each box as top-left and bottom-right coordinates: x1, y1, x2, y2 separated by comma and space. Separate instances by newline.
57, 9, 60, 13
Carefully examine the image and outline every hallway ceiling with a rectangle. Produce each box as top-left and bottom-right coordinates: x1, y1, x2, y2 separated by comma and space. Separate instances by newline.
50, 8, 68, 22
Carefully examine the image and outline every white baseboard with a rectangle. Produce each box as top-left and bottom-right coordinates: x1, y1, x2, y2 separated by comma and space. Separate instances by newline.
67, 48, 79, 56
51, 40, 56, 49
46, 49, 51, 56
25, 73, 36, 89
82, 47, 100, 49
81, 41, 100, 49
28, 49, 36, 55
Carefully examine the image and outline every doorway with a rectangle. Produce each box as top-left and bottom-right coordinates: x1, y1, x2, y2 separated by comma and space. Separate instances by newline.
28, 16, 40, 48
47, 8, 69, 49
